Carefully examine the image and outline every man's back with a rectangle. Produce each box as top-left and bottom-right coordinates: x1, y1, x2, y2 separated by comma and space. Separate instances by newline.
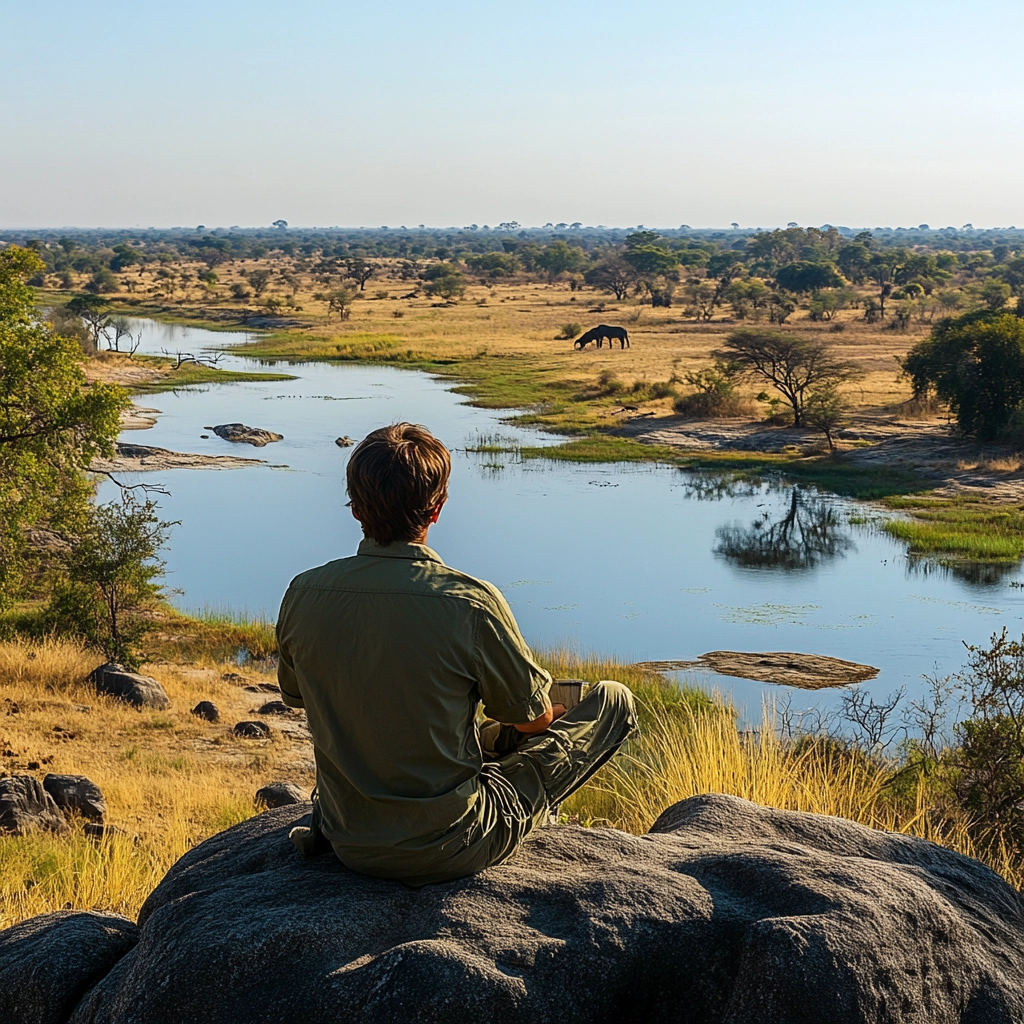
277, 538, 551, 869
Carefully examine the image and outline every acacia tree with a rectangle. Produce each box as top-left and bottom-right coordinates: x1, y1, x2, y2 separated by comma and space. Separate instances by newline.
245, 268, 273, 297
345, 258, 375, 291
718, 329, 852, 427
66, 294, 111, 351
0, 247, 128, 605
585, 257, 635, 300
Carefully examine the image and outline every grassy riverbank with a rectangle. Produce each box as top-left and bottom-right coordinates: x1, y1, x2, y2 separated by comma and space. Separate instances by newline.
0, 625, 1020, 927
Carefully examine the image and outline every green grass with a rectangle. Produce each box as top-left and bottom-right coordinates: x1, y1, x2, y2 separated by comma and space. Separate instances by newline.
130, 356, 294, 394
881, 497, 1024, 562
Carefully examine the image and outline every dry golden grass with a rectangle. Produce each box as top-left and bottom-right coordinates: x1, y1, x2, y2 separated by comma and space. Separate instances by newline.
0, 637, 313, 928
564, 694, 1023, 889
55, 256, 931, 420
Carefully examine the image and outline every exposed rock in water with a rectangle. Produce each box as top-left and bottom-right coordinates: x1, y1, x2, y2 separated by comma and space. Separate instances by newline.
0, 794, 1014, 1023
42, 774, 106, 822
637, 651, 879, 689
232, 720, 271, 739
89, 663, 170, 710
190, 701, 220, 722
0, 912, 138, 1024
207, 423, 283, 447
335, 435, 355, 447
255, 781, 307, 808
92, 442, 265, 472
0, 777, 69, 836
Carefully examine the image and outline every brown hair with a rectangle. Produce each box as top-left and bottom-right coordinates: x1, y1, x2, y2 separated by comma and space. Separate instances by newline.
346, 423, 451, 545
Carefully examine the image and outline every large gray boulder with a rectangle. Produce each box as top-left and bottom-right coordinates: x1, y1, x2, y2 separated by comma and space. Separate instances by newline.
37, 793, 1023, 1024
89, 663, 170, 711
0, 911, 137, 1024
0, 777, 69, 835
42, 774, 106, 822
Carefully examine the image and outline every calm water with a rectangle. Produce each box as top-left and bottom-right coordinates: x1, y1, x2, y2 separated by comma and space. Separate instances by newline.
99, 320, 1024, 720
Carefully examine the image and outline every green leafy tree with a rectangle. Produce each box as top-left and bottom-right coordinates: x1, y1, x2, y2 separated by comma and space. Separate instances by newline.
325, 285, 358, 319
537, 241, 590, 281
718, 329, 852, 427
245, 268, 273, 297
345, 258, 376, 291
422, 265, 466, 301
775, 261, 843, 294
0, 247, 128, 605
584, 257, 636, 300
804, 381, 847, 450
49, 495, 174, 668
902, 310, 1024, 439
66, 294, 111, 350
622, 244, 680, 279
981, 280, 1012, 311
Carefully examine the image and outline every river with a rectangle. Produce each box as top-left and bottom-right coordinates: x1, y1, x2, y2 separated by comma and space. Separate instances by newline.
97, 319, 1024, 722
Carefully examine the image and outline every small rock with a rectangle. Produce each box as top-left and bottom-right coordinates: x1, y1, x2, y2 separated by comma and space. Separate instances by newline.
243, 683, 280, 694
222, 672, 245, 682
207, 423, 283, 447
256, 701, 294, 716
42, 774, 106, 822
334, 436, 355, 447
200, 434, 210, 439
191, 701, 220, 722
90, 663, 170, 711
233, 721, 271, 739
0, 911, 138, 1024
0, 777, 69, 835
254, 782, 306, 809
84, 822, 132, 841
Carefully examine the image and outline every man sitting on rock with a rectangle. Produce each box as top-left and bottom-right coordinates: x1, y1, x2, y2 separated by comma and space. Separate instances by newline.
277, 422, 636, 885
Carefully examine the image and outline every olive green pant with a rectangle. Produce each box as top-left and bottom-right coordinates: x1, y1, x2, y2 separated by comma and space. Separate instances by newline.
329, 680, 637, 886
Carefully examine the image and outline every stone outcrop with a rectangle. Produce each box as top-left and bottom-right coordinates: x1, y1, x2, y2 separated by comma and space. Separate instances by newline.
256, 700, 295, 716
335, 435, 355, 447
42, 773, 106, 822
190, 701, 220, 722
207, 423, 283, 447
91, 442, 265, 473
637, 652, 879, 689
0, 912, 138, 1024
255, 781, 307, 808
1, 794, 1020, 1023
232, 720, 271, 739
89, 663, 170, 710
0, 777, 69, 835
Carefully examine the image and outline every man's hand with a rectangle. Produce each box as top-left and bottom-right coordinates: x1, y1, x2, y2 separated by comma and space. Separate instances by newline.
512, 703, 567, 735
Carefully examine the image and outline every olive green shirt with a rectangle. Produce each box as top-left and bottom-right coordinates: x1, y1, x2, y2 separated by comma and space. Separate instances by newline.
276, 539, 551, 867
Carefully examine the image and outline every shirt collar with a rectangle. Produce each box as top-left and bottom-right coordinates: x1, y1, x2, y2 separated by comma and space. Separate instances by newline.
356, 538, 445, 563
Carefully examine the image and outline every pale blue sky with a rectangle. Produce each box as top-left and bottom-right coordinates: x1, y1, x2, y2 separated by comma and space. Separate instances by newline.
2, 1, 1022, 228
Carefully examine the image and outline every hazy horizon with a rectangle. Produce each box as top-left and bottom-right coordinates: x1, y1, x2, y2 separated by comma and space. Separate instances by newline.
5, 0, 1023, 229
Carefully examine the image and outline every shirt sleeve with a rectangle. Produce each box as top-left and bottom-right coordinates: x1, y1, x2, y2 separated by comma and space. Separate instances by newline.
474, 591, 551, 724
276, 589, 305, 709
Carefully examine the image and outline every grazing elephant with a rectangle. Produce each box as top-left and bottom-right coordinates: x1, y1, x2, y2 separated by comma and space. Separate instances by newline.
574, 325, 630, 350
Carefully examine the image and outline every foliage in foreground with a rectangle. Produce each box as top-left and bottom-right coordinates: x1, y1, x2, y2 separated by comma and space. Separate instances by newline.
0, 247, 128, 607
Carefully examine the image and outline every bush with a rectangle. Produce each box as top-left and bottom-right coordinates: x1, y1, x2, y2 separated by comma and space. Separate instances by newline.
557, 322, 582, 340
902, 310, 1024, 439
229, 283, 251, 300
674, 362, 751, 418
47, 495, 175, 669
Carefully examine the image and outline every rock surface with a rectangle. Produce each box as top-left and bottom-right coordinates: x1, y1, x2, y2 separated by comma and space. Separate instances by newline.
232, 720, 271, 739
256, 700, 295, 716
91, 442, 265, 473
0, 912, 138, 1024
207, 423, 283, 447
190, 700, 220, 722
0, 776, 69, 835
255, 781, 307, 808
335, 435, 355, 447
89, 663, 171, 710
1, 793, 1011, 1024
42, 773, 106, 822
637, 652, 879, 689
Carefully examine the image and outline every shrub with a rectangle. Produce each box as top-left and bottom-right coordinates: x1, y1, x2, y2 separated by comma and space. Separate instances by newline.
557, 322, 582, 340
902, 310, 1024, 439
674, 361, 750, 418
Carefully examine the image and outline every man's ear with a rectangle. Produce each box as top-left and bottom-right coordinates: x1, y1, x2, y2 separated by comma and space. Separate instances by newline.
429, 499, 446, 525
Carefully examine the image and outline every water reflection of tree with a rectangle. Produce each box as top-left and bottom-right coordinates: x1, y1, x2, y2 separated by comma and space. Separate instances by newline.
714, 488, 854, 570
904, 555, 1020, 588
